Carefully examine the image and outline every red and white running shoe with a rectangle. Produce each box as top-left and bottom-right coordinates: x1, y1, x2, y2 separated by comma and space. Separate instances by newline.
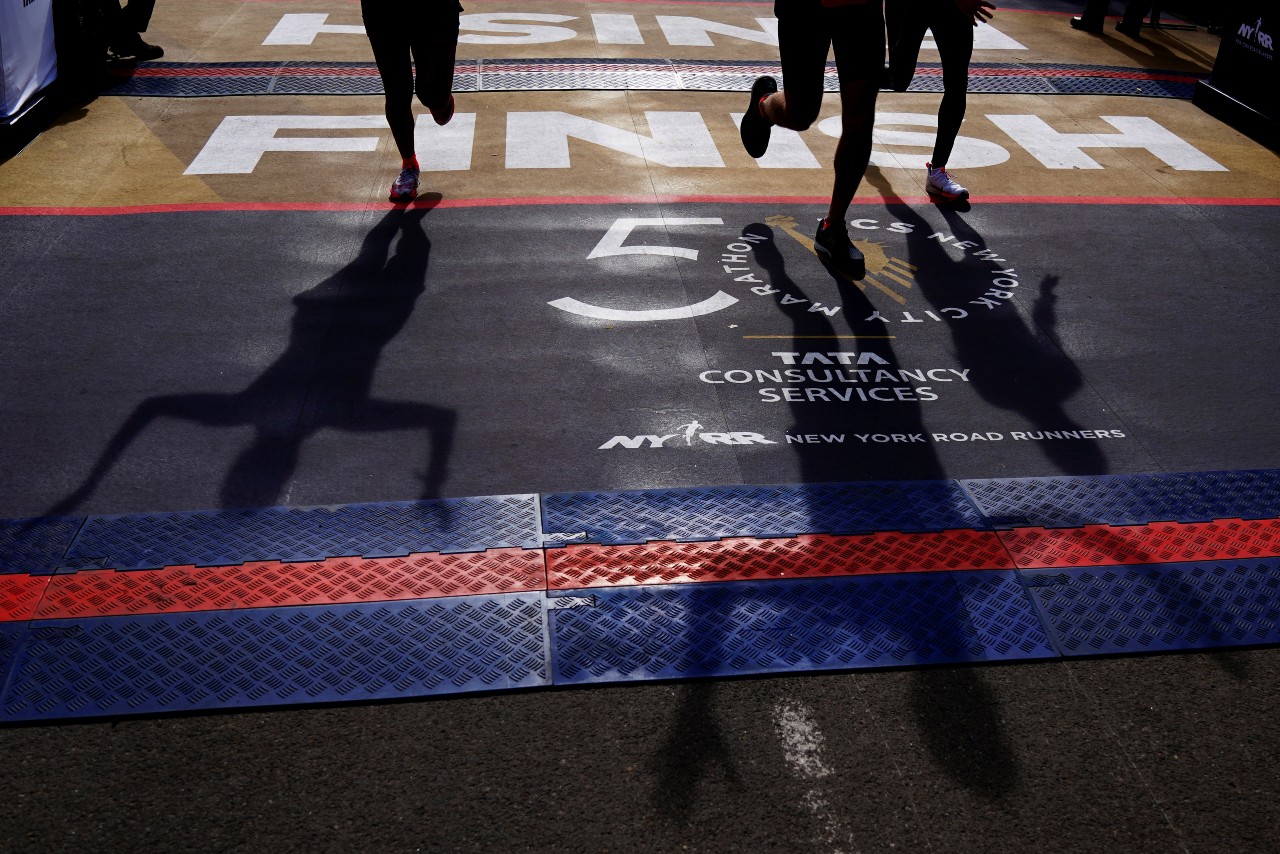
389, 167, 420, 202
925, 162, 970, 202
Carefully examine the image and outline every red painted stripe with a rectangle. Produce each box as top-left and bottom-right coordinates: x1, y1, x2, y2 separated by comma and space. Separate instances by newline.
240, 0, 775, 5
113, 67, 385, 78
3, 195, 1277, 217
111, 64, 1199, 84
0, 574, 52, 623
8, 517, 1280, 620
1000, 518, 1280, 570
34, 549, 547, 620
547, 531, 1015, 590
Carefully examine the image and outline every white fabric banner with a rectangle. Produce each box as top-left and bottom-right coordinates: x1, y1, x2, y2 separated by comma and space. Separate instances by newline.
0, 0, 58, 122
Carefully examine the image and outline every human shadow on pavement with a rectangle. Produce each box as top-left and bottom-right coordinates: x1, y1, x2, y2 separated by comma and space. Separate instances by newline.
46, 205, 456, 516
753, 220, 1017, 796
865, 167, 1109, 477
645, 222, 1019, 809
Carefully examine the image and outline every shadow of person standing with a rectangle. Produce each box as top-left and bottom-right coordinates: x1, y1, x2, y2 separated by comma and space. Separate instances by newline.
731, 221, 1017, 798
47, 205, 456, 516
864, 167, 1109, 476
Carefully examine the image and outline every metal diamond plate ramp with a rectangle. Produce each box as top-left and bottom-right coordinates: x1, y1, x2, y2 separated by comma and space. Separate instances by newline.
549, 571, 1054, 684
1002, 519, 1280, 569
543, 481, 984, 546
0, 517, 82, 574
1047, 76, 1193, 97
37, 549, 546, 620
0, 624, 22, 695
104, 76, 274, 97
548, 530, 1012, 590
966, 75, 1057, 94
1022, 560, 1280, 656
0, 575, 51, 623
65, 495, 539, 569
961, 473, 1209, 528
1180, 470, 1280, 520
1, 593, 549, 721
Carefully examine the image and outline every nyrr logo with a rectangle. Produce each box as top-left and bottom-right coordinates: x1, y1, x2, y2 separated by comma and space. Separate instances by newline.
599, 420, 776, 449
1238, 17, 1273, 51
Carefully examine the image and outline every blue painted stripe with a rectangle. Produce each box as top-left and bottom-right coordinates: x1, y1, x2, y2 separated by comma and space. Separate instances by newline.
542, 481, 985, 545
0, 517, 83, 574
961, 470, 1280, 528
548, 571, 1054, 685
1022, 558, 1280, 656
0, 593, 549, 721
0, 623, 23, 701
63, 495, 541, 570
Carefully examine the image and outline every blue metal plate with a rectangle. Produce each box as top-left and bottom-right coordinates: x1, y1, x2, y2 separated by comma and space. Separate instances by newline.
1047, 77, 1193, 98
64, 495, 539, 569
961, 473, 1205, 528
549, 571, 1053, 684
0, 624, 23, 697
1, 593, 548, 722
99, 59, 1201, 100
542, 481, 985, 545
1180, 470, 1280, 521
0, 517, 82, 574
1023, 559, 1280, 657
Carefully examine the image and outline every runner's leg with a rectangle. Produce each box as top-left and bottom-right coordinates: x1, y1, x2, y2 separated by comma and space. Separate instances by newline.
412, 0, 462, 123
885, 0, 931, 93
929, 0, 973, 167
760, 0, 828, 132
362, 0, 416, 159
826, 1, 884, 223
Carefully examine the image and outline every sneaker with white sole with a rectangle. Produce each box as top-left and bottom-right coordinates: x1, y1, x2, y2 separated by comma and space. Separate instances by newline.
389, 167, 420, 202
925, 162, 969, 202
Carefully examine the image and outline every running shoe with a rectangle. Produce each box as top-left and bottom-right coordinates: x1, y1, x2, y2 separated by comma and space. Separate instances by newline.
389, 167, 420, 202
1116, 19, 1143, 38
1069, 16, 1103, 34
431, 93, 455, 126
813, 218, 865, 279
925, 162, 969, 202
108, 33, 164, 62
739, 76, 777, 159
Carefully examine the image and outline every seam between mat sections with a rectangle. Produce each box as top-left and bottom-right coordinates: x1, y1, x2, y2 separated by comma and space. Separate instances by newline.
2, 472, 1280, 721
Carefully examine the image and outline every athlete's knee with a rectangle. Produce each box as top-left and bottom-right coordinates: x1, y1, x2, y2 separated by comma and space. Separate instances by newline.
777, 101, 821, 132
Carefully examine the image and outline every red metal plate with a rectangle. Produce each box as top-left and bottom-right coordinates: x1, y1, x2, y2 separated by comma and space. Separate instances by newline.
35, 549, 547, 619
0, 574, 52, 622
547, 530, 1013, 590
1000, 518, 1280, 569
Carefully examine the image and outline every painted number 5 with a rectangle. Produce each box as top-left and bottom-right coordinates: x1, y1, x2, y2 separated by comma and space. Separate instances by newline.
548, 217, 740, 321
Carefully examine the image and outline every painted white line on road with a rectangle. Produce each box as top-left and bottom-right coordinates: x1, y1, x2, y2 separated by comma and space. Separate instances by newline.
775, 700, 854, 853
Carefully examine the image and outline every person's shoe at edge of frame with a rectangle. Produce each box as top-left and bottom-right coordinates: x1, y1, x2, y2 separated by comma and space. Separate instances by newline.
813, 217, 866, 280
1069, 16, 1103, 33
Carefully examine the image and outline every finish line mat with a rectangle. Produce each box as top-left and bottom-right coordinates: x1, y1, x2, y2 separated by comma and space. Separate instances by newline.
1, 1, 1278, 723
3, 471, 1280, 721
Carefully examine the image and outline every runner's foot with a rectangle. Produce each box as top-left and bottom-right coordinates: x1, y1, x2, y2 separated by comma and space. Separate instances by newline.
739, 76, 777, 159
926, 162, 969, 202
1116, 19, 1143, 38
1069, 16, 1103, 34
109, 33, 164, 61
389, 166, 420, 202
813, 217, 865, 279
431, 93, 455, 126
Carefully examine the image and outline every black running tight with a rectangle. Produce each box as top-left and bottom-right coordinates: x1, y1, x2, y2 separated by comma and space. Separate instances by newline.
885, 0, 973, 167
